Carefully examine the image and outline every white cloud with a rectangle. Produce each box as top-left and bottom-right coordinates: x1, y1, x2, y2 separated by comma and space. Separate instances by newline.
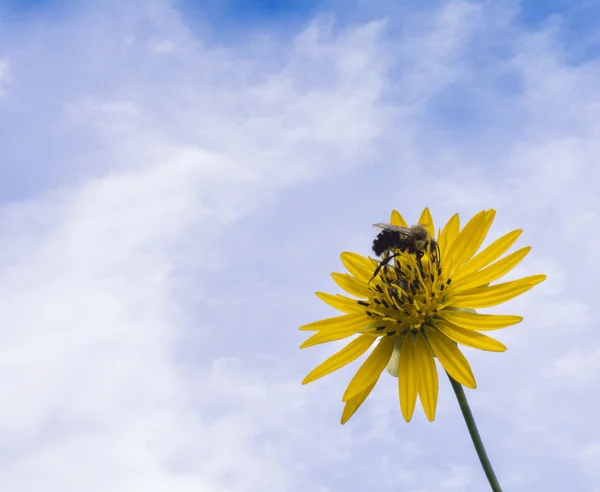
150, 38, 178, 53
0, 57, 9, 97
551, 346, 600, 388
0, 3, 392, 491
1, 1, 600, 491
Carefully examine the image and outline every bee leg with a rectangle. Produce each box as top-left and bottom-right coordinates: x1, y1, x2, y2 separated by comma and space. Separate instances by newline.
369, 261, 388, 284
369, 253, 399, 284
415, 251, 427, 279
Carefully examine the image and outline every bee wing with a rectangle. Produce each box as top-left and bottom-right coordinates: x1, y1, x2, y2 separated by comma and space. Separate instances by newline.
372, 223, 419, 237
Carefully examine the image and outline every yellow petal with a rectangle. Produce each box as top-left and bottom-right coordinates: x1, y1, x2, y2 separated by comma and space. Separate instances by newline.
342, 336, 395, 402
437, 310, 522, 331
315, 292, 364, 313
446, 210, 495, 273
340, 252, 374, 282
341, 380, 377, 424
453, 247, 531, 291
418, 208, 435, 238
398, 336, 419, 422
453, 229, 522, 281
425, 329, 476, 388
445, 210, 487, 268
300, 320, 368, 348
414, 335, 438, 422
438, 213, 460, 257
299, 313, 370, 332
435, 320, 507, 352
390, 210, 408, 227
331, 273, 371, 298
302, 334, 377, 384
451, 274, 546, 309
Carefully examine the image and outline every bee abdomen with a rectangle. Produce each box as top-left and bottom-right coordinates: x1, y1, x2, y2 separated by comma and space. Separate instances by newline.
372, 230, 404, 256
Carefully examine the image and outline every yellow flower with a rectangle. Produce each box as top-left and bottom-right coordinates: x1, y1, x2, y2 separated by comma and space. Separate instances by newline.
300, 208, 546, 424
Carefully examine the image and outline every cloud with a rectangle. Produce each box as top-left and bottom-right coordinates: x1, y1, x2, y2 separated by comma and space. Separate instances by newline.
1, 1, 600, 491
552, 346, 600, 388
0, 2, 393, 491
0, 57, 9, 97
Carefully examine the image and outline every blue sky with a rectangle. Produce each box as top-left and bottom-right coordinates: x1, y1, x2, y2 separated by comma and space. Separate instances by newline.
1, 1, 599, 491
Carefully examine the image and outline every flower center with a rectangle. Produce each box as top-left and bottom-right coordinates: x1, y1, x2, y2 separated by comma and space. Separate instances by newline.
361, 249, 449, 338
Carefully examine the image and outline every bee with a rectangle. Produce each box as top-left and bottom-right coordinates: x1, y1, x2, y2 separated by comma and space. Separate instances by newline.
369, 223, 439, 283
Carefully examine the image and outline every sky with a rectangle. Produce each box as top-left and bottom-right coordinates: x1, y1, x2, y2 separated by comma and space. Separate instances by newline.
0, 0, 599, 491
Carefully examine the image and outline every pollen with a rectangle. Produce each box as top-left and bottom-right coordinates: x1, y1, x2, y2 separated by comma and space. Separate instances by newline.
363, 249, 446, 337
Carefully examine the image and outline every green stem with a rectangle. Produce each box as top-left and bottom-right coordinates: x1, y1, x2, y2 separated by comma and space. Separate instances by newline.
447, 372, 503, 492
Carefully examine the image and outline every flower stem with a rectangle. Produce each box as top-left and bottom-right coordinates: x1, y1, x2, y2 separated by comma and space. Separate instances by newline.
447, 372, 503, 492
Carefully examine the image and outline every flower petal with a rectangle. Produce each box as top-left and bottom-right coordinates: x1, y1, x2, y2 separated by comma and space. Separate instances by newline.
437, 310, 522, 331
302, 334, 377, 384
418, 208, 435, 238
340, 252, 375, 282
436, 320, 507, 352
425, 329, 476, 388
299, 313, 370, 332
342, 336, 395, 401
451, 274, 547, 309
300, 321, 368, 348
453, 247, 531, 291
453, 229, 522, 281
341, 380, 377, 424
390, 210, 408, 227
331, 272, 371, 298
398, 336, 419, 422
414, 335, 438, 422
315, 292, 364, 313
446, 210, 495, 273
438, 213, 460, 257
